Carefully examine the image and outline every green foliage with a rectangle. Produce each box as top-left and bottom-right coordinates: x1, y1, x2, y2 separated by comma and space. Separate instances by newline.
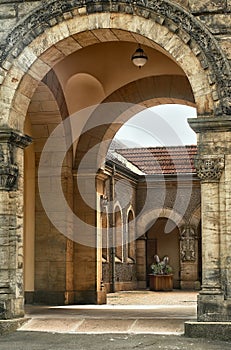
150, 254, 173, 275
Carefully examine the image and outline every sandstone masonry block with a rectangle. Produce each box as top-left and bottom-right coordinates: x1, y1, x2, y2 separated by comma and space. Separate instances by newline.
199, 14, 231, 34
0, 5, 16, 19
18, 1, 41, 17
189, 0, 226, 13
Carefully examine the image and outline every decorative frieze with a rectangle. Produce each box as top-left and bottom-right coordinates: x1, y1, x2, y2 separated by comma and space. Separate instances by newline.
180, 225, 197, 262
0, 129, 32, 191
194, 155, 225, 182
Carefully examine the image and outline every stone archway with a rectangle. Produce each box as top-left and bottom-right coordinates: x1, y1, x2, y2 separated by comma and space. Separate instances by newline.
0, 2, 230, 326
136, 208, 185, 289
146, 217, 180, 289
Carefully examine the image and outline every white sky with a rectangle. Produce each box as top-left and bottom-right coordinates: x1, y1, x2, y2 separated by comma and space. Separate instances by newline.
115, 104, 197, 147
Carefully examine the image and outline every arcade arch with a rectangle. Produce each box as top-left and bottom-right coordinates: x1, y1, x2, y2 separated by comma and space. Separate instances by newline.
0, 4, 229, 324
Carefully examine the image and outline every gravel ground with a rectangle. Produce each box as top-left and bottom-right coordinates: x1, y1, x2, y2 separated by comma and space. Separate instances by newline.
107, 290, 198, 305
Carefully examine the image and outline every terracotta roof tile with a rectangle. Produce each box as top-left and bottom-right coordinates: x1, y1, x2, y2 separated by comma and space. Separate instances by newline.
116, 145, 197, 175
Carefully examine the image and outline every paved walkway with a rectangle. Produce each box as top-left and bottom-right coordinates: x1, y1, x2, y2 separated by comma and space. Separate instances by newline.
19, 290, 198, 334
1, 291, 230, 349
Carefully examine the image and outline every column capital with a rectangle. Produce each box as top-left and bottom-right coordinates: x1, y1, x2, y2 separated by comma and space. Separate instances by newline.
0, 129, 32, 191
0, 129, 32, 148
194, 155, 225, 182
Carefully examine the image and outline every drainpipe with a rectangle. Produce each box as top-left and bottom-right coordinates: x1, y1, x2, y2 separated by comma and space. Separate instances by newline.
110, 164, 116, 293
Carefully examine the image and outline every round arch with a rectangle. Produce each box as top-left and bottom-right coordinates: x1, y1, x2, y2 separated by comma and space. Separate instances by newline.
0, 1, 230, 319
136, 207, 186, 238
143, 209, 183, 289
104, 75, 195, 107
0, 5, 229, 130
127, 207, 136, 261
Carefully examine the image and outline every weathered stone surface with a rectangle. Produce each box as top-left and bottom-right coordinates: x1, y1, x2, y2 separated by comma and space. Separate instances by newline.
0, 5, 16, 19
199, 14, 231, 34
17, 2, 41, 17
189, 0, 227, 13
185, 321, 231, 341
218, 37, 231, 60
0, 318, 28, 335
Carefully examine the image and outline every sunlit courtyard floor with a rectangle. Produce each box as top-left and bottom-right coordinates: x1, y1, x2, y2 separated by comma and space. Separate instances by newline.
107, 289, 198, 305
19, 290, 198, 335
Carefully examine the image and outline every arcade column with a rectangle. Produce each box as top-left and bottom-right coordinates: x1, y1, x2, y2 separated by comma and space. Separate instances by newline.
0, 129, 31, 319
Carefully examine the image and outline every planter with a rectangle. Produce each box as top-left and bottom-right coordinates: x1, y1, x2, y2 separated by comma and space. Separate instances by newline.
149, 274, 173, 291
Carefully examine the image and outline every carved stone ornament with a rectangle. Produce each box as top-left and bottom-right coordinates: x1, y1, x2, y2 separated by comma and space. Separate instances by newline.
0, 130, 32, 191
194, 155, 224, 182
180, 225, 197, 262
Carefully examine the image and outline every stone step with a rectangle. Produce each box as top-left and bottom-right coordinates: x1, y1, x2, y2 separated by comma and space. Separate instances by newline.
19, 317, 190, 334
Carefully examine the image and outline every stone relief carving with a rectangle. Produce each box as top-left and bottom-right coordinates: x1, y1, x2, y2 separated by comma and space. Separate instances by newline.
194, 156, 225, 182
0, 130, 32, 191
180, 225, 197, 262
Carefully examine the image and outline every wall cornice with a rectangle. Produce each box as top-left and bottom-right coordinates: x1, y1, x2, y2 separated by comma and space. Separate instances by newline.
189, 116, 231, 133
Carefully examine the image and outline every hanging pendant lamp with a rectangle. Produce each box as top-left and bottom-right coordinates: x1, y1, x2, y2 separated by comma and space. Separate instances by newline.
131, 44, 148, 68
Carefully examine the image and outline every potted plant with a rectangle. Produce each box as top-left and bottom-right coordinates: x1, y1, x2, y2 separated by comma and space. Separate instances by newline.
149, 255, 173, 291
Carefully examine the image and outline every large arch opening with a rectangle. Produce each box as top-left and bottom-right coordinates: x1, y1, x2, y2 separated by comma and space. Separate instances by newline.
1, 1, 222, 313
21, 25, 202, 305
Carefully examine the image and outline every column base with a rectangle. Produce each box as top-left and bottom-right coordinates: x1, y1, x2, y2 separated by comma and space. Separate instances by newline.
0, 297, 24, 320
74, 290, 107, 305
197, 292, 231, 321
0, 318, 28, 335
185, 321, 231, 341
33, 291, 66, 305
26, 290, 107, 305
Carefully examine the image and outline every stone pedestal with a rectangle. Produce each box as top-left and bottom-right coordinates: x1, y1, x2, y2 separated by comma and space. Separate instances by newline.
185, 320, 231, 341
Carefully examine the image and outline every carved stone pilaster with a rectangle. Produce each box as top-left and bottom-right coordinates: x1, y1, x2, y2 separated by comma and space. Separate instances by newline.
0, 129, 32, 191
194, 155, 225, 182
180, 225, 197, 262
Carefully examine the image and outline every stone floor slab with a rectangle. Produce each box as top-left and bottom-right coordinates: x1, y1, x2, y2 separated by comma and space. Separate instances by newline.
75, 319, 134, 333
19, 318, 84, 333
130, 318, 185, 334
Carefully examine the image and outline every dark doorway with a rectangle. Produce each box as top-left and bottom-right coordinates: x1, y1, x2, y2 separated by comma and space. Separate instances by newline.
146, 218, 180, 288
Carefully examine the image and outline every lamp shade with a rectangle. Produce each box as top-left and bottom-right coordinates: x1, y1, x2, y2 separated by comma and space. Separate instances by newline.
131, 45, 148, 68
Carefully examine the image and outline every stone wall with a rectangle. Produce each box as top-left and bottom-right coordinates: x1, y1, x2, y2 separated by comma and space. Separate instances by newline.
102, 165, 201, 291
136, 176, 201, 289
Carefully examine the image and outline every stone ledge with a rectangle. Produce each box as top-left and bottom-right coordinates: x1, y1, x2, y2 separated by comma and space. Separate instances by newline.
184, 321, 231, 341
0, 318, 29, 336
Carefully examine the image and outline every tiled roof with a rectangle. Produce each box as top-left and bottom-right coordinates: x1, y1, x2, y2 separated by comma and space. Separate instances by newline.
116, 145, 197, 175
107, 139, 145, 175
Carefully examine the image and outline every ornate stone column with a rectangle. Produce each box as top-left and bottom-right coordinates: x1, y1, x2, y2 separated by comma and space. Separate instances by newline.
187, 116, 231, 326
194, 155, 225, 321
0, 129, 31, 319
195, 156, 224, 291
